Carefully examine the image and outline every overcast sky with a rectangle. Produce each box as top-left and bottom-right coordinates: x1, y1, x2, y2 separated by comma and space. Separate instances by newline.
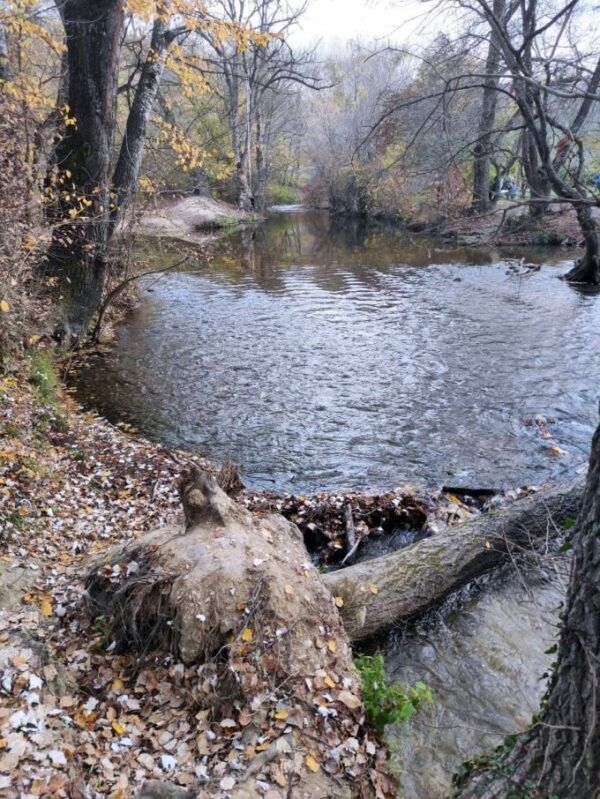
294, 0, 427, 46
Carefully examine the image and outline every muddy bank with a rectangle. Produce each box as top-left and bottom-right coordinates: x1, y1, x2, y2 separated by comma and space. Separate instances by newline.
439, 205, 593, 248
133, 195, 255, 244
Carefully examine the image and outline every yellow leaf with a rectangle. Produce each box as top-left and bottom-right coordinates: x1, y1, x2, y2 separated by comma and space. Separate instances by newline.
0, 738, 7, 749
327, 639, 337, 653
369, 584, 379, 595
111, 679, 124, 693
334, 596, 344, 608
111, 721, 126, 735
274, 709, 289, 720
305, 754, 320, 773
40, 596, 52, 617
284, 584, 294, 596
241, 627, 254, 643
0, 300, 9, 313
324, 675, 336, 688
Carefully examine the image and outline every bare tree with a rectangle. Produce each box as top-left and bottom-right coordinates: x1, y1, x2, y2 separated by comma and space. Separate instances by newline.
198, 0, 320, 212
471, 0, 507, 212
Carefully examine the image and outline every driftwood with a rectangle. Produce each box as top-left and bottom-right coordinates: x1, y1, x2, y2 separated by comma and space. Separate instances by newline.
324, 477, 584, 641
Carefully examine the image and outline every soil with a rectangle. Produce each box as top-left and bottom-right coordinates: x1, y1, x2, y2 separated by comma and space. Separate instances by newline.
133, 196, 253, 244
440, 204, 597, 247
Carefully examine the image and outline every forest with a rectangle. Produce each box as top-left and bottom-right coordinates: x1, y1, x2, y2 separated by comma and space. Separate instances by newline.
1, 0, 600, 797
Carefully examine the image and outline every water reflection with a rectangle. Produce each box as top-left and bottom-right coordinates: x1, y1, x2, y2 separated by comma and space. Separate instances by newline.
73, 210, 600, 492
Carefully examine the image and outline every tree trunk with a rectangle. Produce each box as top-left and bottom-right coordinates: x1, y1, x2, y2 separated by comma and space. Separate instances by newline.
0, 22, 12, 81
111, 17, 171, 228
253, 107, 268, 213
48, 0, 124, 344
454, 424, 600, 798
471, 0, 505, 214
87, 467, 394, 799
324, 478, 583, 641
522, 128, 551, 218
564, 203, 600, 284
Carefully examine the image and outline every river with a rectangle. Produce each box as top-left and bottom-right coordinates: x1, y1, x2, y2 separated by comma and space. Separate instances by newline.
73, 208, 600, 494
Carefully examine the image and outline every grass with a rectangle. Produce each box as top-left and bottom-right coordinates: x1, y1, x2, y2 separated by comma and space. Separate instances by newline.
28, 350, 59, 406
194, 215, 240, 232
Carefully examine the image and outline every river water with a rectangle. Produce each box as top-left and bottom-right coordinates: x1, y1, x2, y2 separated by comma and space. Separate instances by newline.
73, 209, 600, 493
386, 557, 569, 798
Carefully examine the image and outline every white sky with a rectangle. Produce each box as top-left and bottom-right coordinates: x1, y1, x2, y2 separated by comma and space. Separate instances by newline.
294, 0, 426, 47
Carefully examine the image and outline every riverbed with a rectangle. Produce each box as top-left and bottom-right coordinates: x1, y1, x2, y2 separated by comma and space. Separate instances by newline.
73, 209, 600, 494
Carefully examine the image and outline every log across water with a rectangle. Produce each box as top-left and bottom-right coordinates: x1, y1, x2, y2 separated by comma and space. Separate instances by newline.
325, 477, 583, 640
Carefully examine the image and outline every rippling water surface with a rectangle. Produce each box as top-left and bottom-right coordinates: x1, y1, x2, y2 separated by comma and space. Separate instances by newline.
73, 210, 600, 492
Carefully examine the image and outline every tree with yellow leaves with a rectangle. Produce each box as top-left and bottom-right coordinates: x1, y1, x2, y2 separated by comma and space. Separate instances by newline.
0, 0, 274, 344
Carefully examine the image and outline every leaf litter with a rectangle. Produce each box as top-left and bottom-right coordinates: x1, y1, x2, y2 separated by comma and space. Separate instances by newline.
0, 367, 537, 797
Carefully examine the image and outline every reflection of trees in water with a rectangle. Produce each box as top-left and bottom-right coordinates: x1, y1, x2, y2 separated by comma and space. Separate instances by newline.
191, 211, 566, 296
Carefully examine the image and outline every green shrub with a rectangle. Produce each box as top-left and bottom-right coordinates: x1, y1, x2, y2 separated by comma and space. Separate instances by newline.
265, 183, 301, 206
355, 654, 433, 733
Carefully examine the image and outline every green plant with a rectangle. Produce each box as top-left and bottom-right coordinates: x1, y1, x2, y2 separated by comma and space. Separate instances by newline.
265, 183, 301, 206
355, 654, 433, 732
28, 350, 58, 406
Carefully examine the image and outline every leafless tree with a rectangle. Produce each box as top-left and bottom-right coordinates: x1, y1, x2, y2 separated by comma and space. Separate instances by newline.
198, 0, 321, 212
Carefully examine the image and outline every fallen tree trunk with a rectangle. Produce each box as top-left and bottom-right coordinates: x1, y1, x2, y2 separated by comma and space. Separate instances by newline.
324, 477, 584, 641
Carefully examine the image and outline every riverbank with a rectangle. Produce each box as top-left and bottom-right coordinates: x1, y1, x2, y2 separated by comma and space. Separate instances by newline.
0, 344, 581, 797
439, 204, 589, 248
0, 349, 449, 797
133, 195, 256, 245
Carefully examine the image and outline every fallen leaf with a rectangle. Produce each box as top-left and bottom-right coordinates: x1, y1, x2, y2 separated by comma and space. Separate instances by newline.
337, 690, 362, 710
40, 596, 52, 617
0, 300, 9, 313
111, 721, 126, 735
327, 639, 337, 653
241, 627, 253, 643
305, 754, 320, 773
334, 596, 344, 608
369, 584, 379, 595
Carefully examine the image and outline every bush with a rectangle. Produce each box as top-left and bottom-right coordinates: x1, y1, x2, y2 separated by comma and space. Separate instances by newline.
355, 654, 433, 733
265, 183, 302, 206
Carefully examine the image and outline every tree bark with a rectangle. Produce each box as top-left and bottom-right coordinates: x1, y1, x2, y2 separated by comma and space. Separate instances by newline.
253, 105, 268, 213
0, 22, 12, 81
471, 0, 505, 214
564, 203, 600, 284
454, 424, 600, 798
324, 478, 583, 641
522, 128, 551, 218
48, 0, 125, 344
111, 16, 172, 227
